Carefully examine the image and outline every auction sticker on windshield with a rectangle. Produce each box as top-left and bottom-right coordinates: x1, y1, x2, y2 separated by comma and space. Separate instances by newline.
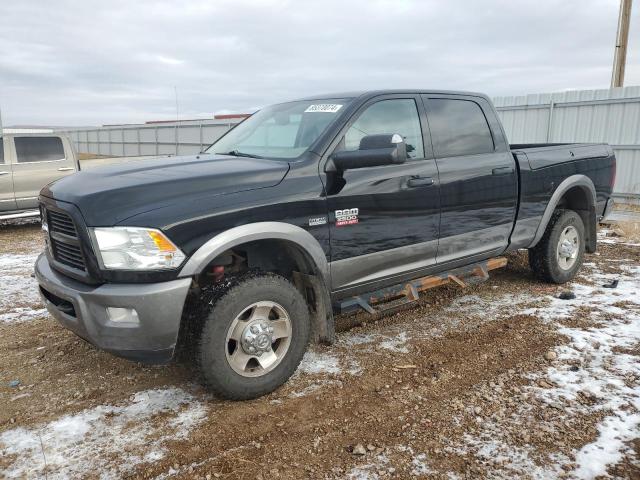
304, 104, 343, 113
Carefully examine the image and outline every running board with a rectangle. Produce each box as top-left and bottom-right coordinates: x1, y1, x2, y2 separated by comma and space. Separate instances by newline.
0, 210, 40, 220
336, 257, 508, 316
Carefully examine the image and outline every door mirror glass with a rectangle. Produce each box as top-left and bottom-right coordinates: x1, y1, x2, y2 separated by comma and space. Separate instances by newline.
330, 133, 407, 170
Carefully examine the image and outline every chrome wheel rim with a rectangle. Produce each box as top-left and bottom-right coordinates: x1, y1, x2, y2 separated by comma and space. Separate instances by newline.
556, 225, 580, 270
225, 301, 292, 377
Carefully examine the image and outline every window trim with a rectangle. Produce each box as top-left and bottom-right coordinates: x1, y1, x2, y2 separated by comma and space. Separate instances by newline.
322, 93, 433, 172
423, 95, 497, 158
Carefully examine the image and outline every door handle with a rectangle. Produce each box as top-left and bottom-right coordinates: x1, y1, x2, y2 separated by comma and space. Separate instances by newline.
57, 167, 74, 172
0, 171, 9, 176
407, 176, 434, 188
492, 166, 515, 176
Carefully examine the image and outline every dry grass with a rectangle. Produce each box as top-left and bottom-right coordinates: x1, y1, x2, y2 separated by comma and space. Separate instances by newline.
76, 152, 111, 160
614, 202, 640, 213
614, 221, 640, 243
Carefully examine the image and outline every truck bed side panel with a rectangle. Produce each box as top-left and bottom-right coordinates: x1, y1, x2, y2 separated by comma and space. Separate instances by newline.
508, 144, 615, 250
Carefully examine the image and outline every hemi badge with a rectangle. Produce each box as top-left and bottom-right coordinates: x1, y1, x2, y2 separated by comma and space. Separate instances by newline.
308, 216, 328, 226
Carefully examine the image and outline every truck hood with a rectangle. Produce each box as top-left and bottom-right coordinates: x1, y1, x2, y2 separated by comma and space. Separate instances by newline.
41, 154, 290, 226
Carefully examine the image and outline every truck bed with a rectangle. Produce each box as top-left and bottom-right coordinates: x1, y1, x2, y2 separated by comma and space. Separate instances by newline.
510, 143, 611, 170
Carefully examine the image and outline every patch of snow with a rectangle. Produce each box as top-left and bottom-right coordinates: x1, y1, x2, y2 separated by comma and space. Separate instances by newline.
298, 350, 342, 375
449, 254, 640, 478
442, 293, 536, 319
288, 380, 341, 398
573, 411, 640, 479
452, 435, 568, 479
410, 452, 432, 476
0, 388, 208, 479
346, 453, 389, 480
0, 253, 45, 324
338, 332, 379, 347
379, 331, 410, 353
346, 446, 431, 479
525, 264, 640, 478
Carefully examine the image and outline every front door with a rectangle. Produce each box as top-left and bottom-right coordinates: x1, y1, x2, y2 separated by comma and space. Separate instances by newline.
325, 95, 440, 292
422, 95, 518, 263
11, 136, 75, 210
0, 136, 17, 212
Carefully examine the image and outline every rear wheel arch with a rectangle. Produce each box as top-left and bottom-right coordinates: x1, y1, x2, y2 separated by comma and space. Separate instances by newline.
530, 175, 597, 253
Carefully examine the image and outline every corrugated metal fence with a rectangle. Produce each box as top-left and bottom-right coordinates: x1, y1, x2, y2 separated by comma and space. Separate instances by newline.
494, 86, 640, 202
60, 86, 640, 200
61, 118, 241, 157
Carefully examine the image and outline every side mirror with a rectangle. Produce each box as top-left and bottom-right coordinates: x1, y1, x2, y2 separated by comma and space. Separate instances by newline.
330, 134, 407, 171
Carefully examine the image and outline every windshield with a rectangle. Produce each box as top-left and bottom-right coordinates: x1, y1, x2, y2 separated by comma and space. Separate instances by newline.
206, 98, 351, 159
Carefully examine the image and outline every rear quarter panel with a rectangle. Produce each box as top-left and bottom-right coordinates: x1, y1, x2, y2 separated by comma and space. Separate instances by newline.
509, 145, 615, 250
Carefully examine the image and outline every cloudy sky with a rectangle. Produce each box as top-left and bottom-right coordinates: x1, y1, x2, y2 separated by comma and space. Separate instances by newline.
1, 0, 638, 126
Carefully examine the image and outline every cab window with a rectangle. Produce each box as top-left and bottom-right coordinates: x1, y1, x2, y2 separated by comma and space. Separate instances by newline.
339, 99, 424, 159
15, 136, 65, 163
426, 99, 494, 157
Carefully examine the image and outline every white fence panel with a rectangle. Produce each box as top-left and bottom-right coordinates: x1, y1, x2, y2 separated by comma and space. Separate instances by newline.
494, 86, 640, 202
59, 119, 242, 159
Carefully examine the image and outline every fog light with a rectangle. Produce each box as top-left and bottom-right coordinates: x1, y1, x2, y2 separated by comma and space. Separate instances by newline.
106, 307, 140, 324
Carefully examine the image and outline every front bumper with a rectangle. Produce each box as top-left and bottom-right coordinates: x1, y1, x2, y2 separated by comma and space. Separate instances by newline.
35, 253, 192, 364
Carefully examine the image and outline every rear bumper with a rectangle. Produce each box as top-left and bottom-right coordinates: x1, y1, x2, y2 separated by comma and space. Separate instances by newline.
35, 253, 191, 364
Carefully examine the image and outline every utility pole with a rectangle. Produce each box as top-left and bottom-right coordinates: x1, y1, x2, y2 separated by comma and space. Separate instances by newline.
611, 0, 633, 88
174, 86, 179, 156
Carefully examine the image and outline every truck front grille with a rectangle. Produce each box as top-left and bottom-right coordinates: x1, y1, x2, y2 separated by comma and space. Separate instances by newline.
48, 210, 77, 237
46, 209, 87, 272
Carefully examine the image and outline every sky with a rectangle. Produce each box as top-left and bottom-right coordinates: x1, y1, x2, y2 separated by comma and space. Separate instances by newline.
0, 0, 638, 126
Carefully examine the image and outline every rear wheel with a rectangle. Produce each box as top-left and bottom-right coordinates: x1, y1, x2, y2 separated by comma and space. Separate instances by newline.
529, 209, 585, 284
196, 272, 310, 400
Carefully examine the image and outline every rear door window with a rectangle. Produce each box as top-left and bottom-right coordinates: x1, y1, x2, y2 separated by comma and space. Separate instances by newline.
15, 136, 65, 163
425, 98, 494, 157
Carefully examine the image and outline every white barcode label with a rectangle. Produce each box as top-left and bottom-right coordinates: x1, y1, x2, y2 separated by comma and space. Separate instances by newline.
304, 104, 343, 113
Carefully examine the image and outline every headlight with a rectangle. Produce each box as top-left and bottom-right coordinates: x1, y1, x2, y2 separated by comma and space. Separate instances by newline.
91, 227, 186, 270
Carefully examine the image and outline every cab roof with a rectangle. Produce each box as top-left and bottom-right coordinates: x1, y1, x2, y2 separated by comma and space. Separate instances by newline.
295, 89, 490, 102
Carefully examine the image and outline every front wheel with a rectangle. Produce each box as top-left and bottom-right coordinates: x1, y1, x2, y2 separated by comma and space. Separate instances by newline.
528, 209, 585, 284
196, 272, 311, 400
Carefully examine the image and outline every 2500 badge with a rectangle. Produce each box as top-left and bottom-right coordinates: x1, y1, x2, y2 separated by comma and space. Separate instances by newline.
335, 208, 359, 227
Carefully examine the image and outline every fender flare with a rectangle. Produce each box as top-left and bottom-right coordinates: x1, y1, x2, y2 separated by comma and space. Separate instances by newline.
179, 222, 334, 344
179, 221, 330, 284
529, 174, 597, 248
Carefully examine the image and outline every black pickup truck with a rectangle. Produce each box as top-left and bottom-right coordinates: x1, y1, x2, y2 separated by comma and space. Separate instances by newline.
35, 90, 616, 399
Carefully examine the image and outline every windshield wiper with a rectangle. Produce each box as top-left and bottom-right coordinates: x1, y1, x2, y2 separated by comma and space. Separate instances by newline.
216, 150, 263, 159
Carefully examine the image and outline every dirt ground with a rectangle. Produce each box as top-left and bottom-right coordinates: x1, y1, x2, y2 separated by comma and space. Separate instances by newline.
0, 219, 639, 479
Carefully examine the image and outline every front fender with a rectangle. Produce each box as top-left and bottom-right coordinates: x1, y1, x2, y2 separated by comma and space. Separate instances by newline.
179, 221, 330, 287
179, 222, 334, 343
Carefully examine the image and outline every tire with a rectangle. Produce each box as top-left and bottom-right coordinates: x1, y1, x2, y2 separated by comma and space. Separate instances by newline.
528, 209, 585, 284
196, 272, 310, 400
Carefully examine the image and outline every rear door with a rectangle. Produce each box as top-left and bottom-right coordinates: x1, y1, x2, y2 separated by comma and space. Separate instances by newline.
422, 95, 517, 263
326, 95, 441, 292
0, 136, 18, 212
11, 136, 76, 210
